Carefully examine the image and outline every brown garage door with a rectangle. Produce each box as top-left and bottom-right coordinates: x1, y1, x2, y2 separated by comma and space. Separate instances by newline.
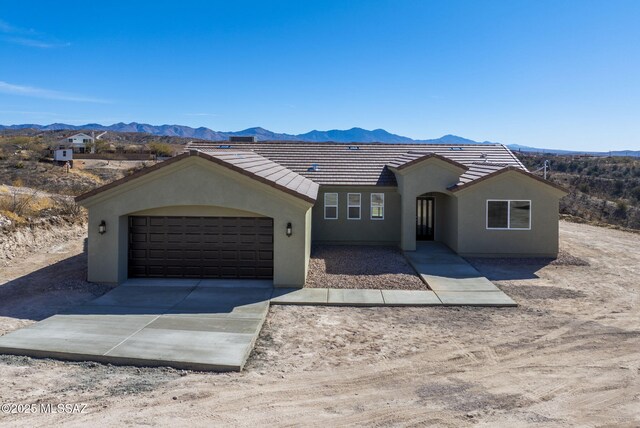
128, 216, 273, 279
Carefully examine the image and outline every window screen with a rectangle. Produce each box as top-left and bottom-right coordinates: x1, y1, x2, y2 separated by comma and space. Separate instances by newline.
371, 193, 384, 219
347, 193, 361, 220
324, 193, 338, 219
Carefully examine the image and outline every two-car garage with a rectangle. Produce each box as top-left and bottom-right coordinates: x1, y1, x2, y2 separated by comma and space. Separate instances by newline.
128, 216, 274, 279
76, 150, 318, 287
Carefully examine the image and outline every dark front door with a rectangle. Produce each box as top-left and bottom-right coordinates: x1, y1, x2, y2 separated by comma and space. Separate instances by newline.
416, 196, 435, 241
128, 216, 273, 279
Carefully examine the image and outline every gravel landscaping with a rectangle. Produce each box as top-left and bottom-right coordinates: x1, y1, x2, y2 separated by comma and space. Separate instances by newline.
305, 245, 427, 290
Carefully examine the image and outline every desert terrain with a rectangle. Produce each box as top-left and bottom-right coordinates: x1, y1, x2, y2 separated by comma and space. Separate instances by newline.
0, 221, 638, 427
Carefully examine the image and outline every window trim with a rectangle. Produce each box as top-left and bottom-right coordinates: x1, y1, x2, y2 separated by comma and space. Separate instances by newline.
324, 193, 338, 220
347, 193, 361, 220
486, 199, 532, 230
370, 193, 385, 220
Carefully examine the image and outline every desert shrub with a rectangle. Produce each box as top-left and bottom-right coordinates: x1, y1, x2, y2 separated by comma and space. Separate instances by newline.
614, 200, 628, 219
613, 180, 624, 196
0, 190, 37, 217
148, 142, 174, 157
53, 196, 85, 218
0, 209, 24, 226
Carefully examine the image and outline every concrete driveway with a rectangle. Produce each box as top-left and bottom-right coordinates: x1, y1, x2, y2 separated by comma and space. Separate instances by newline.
0, 279, 272, 371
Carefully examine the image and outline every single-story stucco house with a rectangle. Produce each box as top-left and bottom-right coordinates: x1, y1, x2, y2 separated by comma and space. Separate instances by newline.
75, 142, 567, 287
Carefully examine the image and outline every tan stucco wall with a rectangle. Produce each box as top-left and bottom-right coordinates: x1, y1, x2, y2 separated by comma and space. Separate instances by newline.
80, 156, 313, 287
454, 171, 564, 257
440, 194, 459, 252
394, 159, 464, 250
311, 186, 400, 244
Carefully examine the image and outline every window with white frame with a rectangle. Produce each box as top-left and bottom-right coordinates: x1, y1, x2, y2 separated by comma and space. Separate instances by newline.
371, 193, 384, 219
324, 193, 338, 219
347, 193, 361, 220
486, 200, 531, 230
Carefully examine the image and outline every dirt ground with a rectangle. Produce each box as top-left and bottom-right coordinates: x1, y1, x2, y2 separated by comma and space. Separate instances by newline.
0, 221, 638, 427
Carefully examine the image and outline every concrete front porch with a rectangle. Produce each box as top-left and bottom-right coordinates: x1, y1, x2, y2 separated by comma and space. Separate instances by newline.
404, 242, 517, 306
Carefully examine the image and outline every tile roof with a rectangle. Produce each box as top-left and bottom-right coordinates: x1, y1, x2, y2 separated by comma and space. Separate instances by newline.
386, 151, 470, 171
456, 162, 511, 185
195, 149, 319, 202
76, 149, 319, 204
187, 141, 527, 186
448, 166, 569, 194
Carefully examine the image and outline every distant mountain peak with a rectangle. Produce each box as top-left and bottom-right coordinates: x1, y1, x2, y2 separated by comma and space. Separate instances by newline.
3, 121, 634, 156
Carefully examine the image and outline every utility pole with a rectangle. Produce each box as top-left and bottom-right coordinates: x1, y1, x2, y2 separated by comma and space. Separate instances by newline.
544, 159, 550, 180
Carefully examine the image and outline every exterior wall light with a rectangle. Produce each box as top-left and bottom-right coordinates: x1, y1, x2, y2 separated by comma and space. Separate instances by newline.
286, 222, 292, 237
98, 220, 107, 235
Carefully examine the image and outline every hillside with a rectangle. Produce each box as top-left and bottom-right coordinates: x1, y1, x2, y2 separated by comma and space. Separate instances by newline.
516, 153, 640, 230
3, 123, 639, 156
2, 131, 638, 231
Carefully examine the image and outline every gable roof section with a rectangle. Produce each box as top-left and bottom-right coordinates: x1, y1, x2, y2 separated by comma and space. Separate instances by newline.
387, 151, 469, 171
186, 141, 526, 186
67, 133, 93, 139
448, 166, 569, 194
456, 161, 510, 185
75, 149, 319, 204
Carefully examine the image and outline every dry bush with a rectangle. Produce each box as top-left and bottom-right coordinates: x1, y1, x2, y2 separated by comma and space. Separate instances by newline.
52, 196, 85, 219
0, 209, 24, 226
0, 186, 40, 217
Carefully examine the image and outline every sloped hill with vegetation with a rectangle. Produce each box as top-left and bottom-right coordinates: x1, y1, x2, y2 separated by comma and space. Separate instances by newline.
516, 153, 640, 230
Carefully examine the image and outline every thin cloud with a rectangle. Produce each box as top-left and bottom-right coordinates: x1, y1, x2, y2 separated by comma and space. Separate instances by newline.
3, 36, 70, 48
0, 18, 69, 48
0, 19, 26, 34
0, 81, 111, 104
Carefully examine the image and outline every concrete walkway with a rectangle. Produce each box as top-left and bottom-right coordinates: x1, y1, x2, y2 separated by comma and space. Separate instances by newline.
404, 242, 517, 306
271, 288, 442, 306
0, 259, 515, 372
0, 279, 271, 371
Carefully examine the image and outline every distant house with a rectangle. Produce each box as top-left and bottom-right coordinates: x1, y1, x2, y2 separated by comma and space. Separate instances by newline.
53, 147, 73, 165
64, 133, 94, 153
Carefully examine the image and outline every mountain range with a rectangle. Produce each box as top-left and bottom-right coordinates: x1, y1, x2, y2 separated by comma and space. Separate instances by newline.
0, 122, 638, 157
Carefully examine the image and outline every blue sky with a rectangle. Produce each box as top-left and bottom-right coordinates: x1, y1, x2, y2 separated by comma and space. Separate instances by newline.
1, 0, 639, 150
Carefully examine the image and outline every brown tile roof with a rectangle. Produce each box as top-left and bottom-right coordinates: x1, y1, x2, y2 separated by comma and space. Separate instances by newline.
448, 166, 569, 194
187, 141, 527, 186
195, 149, 319, 202
456, 162, 510, 185
386, 152, 470, 171
76, 149, 319, 204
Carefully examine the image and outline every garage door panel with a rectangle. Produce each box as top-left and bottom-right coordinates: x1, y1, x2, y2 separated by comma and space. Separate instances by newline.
128, 216, 273, 279
202, 250, 220, 259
